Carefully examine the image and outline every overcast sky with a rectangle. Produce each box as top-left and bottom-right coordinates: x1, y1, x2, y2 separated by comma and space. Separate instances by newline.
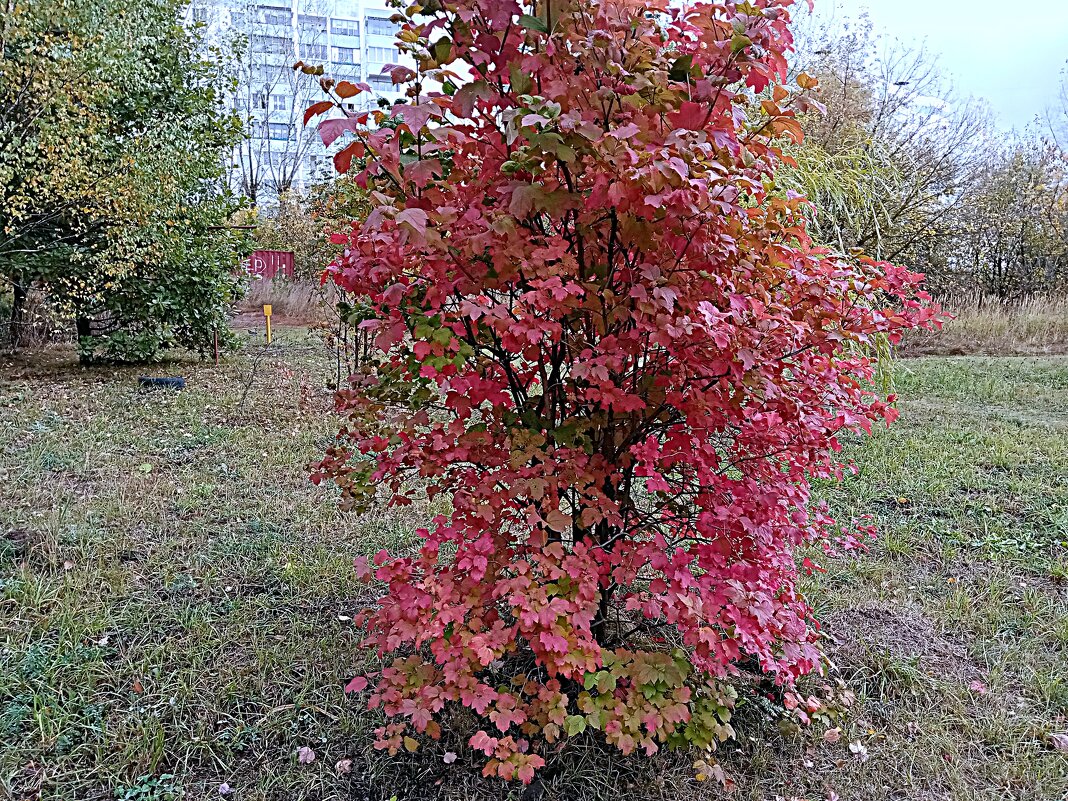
801, 0, 1068, 131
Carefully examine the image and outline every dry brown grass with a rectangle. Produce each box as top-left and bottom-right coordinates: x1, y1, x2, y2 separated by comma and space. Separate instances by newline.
237, 277, 329, 325
905, 296, 1068, 356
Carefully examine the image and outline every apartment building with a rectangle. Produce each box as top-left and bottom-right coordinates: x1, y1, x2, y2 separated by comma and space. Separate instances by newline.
186, 0, 408, 202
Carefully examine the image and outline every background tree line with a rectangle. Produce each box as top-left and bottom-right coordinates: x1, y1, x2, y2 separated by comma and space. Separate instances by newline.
0, 0, 246, 360
785, 15, 1068, 305
3, 2, 1065, 364
262, 13, 1068, 309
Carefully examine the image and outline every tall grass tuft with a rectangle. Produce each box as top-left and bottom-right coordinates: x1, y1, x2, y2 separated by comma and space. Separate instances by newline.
239, 278, 328, 323
905, 295, 1068, 355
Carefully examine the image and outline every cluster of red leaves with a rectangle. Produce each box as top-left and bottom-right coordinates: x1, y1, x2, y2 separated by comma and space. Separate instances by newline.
308, 0, 940, 782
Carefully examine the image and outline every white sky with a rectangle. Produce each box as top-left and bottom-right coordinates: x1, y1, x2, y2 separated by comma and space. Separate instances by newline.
802, 0, 1068, 130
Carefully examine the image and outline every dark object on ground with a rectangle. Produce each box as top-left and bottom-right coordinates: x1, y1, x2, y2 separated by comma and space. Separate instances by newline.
138, 376, 186, 390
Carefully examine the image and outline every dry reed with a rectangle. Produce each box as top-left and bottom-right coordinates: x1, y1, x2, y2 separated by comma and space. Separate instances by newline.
905, 296, 1068, 355
238, 277, 328, 322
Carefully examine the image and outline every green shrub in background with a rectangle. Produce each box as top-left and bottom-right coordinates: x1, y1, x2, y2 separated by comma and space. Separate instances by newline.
1, 0, 248, 362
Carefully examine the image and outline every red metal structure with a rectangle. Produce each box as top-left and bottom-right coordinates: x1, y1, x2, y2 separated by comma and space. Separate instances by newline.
246, 250, 295, 280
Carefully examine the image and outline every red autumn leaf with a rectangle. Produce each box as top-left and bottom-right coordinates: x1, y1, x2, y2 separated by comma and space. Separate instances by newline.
304, 100, 334, 126
345, 675, 369, 693
393, 102, 441, 133
404, 158, 441, 188
335, 80, 363, 99
318, 117, 361, 147
395, 208, 428, 239
353, 554, 372, 580
452, 80, 489, 118
469, 730, 498, 755
386, 64, 416, 84
333, 140, 364, 174
508, 184, 542, 218
516, 761, 536, 784
668, 101, 709, 131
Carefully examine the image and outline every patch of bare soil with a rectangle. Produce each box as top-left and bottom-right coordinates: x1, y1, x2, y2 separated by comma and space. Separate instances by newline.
0, 344, 82, 380
901, 342, 1068, 358
822, 602, 984, 687
230, 310, 324, 330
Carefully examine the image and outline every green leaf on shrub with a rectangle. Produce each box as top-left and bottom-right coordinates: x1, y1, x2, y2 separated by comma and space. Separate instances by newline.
564, 715, 586, 736
518, 14, 548, 33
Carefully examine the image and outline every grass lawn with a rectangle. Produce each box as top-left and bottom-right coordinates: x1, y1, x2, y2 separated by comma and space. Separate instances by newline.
1, 330, 1066, 801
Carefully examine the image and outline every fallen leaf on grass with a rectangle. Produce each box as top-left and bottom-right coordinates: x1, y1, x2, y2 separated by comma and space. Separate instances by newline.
968, 680, 988, 695
344, 675, 368, 693
297, 746, 316, 764
848, 740, 869, 762
218, 783, 233, 796
823, 727, 842, 744
443, 751, 457, 764
1049, 733, 1068, 753
335, 758, 353, 774
693, 759, 734, 790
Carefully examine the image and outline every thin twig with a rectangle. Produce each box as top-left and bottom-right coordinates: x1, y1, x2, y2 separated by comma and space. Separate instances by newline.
237, 340, 274, 408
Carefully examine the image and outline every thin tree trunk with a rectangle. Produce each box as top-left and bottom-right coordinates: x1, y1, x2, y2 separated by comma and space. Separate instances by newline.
75, 316, 92, 363
9, 280, 28, 348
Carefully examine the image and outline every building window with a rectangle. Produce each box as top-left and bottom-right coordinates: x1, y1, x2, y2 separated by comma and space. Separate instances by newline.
231, 11, 247, 27
191, 6, 208, 23
253, 35, 291, 55
299, 14, 327, 32
331, 18, 360, 38
333, 46, 358, 64
270, 94, 289, 112
260, 6, 290, 26
301, 43, 327, 60
368, 74, 393, 90
252, 92, 267, 110
366, 46, 398, 64
268, 122, 294, 140
365, 17, 395, 36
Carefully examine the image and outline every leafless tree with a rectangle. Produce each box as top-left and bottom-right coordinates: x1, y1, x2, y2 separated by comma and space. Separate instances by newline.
213, 0, 335, 205
938, 141, 1068, 302
792, 15, 991, 263
1046, 64, 1068, 149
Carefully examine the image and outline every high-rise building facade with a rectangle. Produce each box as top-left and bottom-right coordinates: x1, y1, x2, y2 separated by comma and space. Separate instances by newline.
186, 0, 408, 203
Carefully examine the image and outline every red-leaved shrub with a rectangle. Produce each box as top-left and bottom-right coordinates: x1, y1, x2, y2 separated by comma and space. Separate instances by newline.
308, 0, 939, 782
